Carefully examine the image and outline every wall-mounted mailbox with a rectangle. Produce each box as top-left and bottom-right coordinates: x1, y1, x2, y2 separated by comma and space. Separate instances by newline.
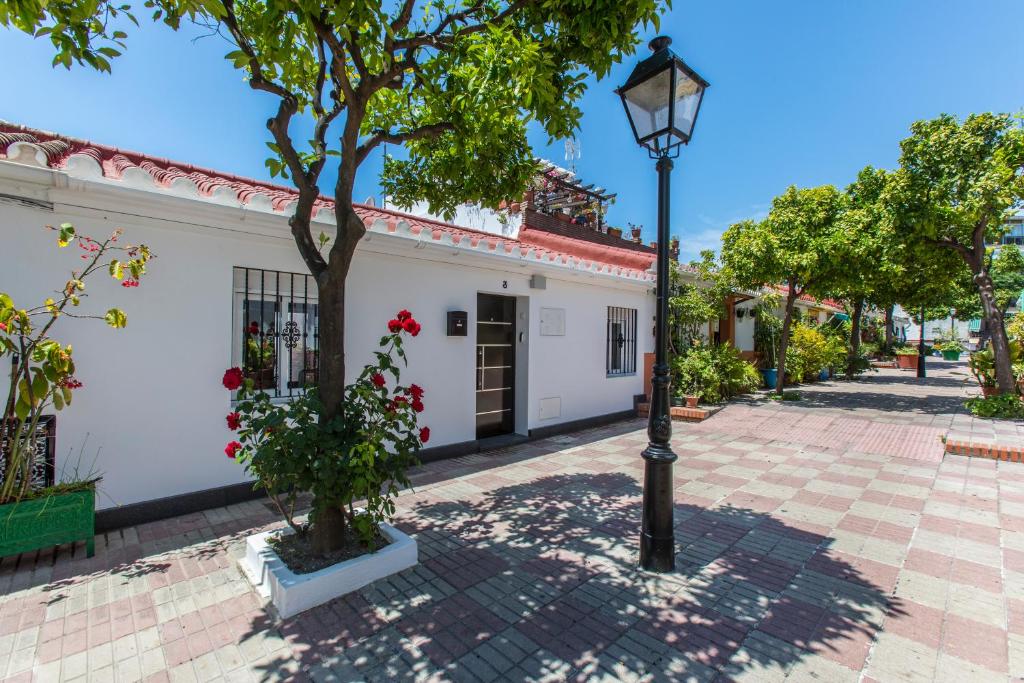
446, 310, 468, 336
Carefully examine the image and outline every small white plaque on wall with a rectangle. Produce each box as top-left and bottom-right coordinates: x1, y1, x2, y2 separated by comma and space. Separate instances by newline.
539, 308, 566, 336
538, 397, 561, 420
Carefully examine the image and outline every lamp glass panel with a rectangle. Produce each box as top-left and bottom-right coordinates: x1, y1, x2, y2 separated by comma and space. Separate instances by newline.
622, 67, 672, 142
671, 66, 704, 140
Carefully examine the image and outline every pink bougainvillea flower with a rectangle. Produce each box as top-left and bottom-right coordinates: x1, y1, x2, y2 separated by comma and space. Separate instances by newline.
387, 319, 403, 333
226, 412, 241, 431
407, 384, 424, 400
121, 279, 139, 288
371, 372, 386, 388
222, 367, 244, 391
225, 441, 242, 459
59, 377, 83, 390
396, 309, 412, 322
419, 427, 430, 443
0, 322, 7, 333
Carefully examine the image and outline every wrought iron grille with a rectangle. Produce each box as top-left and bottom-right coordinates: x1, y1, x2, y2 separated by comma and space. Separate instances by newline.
0, 415, 56, 491
607, 306, 638, 376
232, 267, 319, 399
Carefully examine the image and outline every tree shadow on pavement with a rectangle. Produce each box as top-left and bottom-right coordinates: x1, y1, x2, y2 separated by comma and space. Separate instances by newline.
246, 472, 903, 681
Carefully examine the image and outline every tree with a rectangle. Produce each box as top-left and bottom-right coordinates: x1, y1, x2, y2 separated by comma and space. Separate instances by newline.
7, 0, 667, 553
832, 167, 900, 376
668, 250, 733, 353
890, 113, 1024, 394
721, 185, 846, 393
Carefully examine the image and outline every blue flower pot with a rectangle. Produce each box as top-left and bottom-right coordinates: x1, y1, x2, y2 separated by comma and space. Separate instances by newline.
819, 368, 830, 381
761, 368, 778, 389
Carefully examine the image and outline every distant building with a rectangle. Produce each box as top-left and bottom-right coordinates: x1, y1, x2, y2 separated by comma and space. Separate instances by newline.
999, 212, 1024, 246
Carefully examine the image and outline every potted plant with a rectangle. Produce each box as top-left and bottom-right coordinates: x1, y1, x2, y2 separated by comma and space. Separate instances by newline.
608, 227, 623, 238
968, 348, 998, 395
1, 224, 152, 559
939, 340, 964, 361
244, 323, 277, 389
895, 347, 920, 370
753, 299, 782, 388
630, 224, 643, 243
230, 309, 429, 617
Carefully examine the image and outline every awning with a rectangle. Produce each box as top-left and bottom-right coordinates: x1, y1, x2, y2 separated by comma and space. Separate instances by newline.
831, 313, 850, 322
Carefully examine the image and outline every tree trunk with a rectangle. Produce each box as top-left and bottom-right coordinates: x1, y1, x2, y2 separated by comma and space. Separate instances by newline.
883, 305, 894, 353
976, 270, 1016, 394
846, 299, 864, 379
309, 204, 366, 556
776, 290, 798, 395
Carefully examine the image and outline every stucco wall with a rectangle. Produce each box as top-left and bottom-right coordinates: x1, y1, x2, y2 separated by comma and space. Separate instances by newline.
0, 171, 652, 510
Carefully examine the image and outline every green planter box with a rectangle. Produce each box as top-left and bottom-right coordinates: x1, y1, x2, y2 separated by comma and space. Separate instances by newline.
941, 349, 961, 361
0, 488, 95, 559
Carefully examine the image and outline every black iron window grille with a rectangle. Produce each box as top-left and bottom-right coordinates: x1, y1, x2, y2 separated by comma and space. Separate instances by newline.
232, 267, 319, 399
607, 306, 638, 376
0, 415, 56, 491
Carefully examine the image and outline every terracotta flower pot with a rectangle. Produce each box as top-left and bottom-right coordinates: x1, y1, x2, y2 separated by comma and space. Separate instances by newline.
981, 385, 998, 397
608, 227, 623, 238
896, 354, 919, 370
686, 396, 699, 408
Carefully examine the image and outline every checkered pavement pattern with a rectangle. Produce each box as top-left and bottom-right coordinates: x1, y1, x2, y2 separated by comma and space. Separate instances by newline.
1, 363, 1023, 682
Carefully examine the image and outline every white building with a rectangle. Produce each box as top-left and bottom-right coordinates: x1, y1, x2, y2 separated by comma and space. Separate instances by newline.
0, 123, 656, 529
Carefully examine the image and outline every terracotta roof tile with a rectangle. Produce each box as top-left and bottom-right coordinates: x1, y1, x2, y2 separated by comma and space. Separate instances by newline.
0, 121, 654, 281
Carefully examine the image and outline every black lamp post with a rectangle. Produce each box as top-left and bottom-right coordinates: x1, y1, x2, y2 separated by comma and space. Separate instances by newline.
617, 36, 708, 573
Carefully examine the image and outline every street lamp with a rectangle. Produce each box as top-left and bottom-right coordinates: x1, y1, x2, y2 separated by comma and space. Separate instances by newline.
617, 36, 708, 573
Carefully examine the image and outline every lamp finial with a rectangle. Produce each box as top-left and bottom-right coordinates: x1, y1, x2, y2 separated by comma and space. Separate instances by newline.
648, 36, 672, 52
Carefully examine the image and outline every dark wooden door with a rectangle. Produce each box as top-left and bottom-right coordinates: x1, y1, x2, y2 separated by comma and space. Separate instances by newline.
476, 293, 516, 438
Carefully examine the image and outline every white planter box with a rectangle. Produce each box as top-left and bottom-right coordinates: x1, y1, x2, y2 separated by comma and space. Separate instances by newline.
239, 523, 417, 618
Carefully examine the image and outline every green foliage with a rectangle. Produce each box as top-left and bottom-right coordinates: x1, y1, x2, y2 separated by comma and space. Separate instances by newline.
227, 313, 426, 548
787, 324, 830, 382
964, 394, 1024, 419
768, 391, 802, 402
968, 341, 1023, 389
671, 342, 760, 405
1007, 312, 1024, 340
752, 293, 783, 369
1, 225, 151, 503
722, 185, 847, 300
669, 252, 734, 352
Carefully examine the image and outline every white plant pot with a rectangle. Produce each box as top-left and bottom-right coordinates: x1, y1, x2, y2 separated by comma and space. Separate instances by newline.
239, 523, 417, 619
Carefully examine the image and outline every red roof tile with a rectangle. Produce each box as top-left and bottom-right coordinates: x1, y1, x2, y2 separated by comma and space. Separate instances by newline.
0, 122, 655, 280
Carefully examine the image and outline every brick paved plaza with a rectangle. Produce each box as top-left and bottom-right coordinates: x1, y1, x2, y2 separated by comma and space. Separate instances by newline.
2, 361, 1022, 682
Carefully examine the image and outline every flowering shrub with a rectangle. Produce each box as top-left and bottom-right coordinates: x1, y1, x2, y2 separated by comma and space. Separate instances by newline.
0, 224, 152, 503
224, 309, 428, 552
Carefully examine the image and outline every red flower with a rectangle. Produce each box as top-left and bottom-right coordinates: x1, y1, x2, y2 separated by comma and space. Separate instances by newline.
387, 319, 403, 333
0, 322, 7, 333
390, 396, 408, 412
371, 372, 386, 388
402, 318, 421, 336
59, 377, 83, 390
412, 398, 425, 413
225, 441, 242, 459
247, 322, 259, 335
396, 309, 412, 322
121, 279, 139, 288
226, 412, 241, 430
407, 383, 424, 400
222, 367, 244, 391
419, 427, 430, 443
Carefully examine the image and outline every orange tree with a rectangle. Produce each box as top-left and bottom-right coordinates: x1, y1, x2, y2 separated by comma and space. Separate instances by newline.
7, 0, 669, 552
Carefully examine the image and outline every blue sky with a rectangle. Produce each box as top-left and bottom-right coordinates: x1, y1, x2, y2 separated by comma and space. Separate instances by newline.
1, 1, 1022, 260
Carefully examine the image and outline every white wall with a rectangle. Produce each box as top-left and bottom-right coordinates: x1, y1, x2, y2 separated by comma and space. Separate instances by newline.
0, 167, 652, 510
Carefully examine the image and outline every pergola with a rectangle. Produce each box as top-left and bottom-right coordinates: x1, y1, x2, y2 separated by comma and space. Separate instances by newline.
529, 160, 617, 231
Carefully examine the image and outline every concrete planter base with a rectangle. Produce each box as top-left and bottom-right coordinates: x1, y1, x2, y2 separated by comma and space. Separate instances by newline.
239, 523, 417, 618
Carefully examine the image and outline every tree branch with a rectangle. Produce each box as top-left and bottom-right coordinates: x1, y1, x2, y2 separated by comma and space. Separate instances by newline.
355, 122, 455, 166
393, 0, 533, 51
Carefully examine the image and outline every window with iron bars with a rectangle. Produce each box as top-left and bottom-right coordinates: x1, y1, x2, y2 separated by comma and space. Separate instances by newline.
606, 306, 638, 376
232, 267, 319, 399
